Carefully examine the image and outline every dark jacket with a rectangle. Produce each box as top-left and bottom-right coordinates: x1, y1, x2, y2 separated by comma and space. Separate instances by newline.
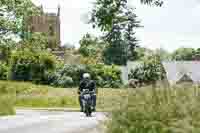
78, 79, 96, 94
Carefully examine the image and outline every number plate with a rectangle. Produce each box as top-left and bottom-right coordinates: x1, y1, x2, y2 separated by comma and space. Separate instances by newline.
84, 94, 91, 99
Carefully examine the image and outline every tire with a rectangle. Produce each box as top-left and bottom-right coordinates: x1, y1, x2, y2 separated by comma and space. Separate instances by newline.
85, 104, 92, 117
88, 106, 92, 117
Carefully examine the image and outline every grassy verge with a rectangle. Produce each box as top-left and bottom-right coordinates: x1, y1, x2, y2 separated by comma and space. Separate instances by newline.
106, 85, 200, 133
0, 81, 128, 111
0, 82, 16, 116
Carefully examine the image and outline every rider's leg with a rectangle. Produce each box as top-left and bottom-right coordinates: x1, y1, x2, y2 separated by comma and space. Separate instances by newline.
79, 95, 83, 112
92, 95, 96, 111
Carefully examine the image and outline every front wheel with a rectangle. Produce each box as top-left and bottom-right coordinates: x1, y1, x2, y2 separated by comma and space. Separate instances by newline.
85, 106, 92, 117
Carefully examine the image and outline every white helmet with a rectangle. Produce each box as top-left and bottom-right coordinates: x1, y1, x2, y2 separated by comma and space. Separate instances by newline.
83, 73, 90, 79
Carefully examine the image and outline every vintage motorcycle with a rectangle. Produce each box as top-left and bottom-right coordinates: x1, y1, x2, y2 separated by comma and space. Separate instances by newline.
81, 89, 94, 117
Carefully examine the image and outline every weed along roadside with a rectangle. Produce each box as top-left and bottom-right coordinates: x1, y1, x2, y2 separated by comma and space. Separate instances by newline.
0, 83, 16, 116
106, 85, 200, 133
0, 81, 128, 113
2, 80, 200, 133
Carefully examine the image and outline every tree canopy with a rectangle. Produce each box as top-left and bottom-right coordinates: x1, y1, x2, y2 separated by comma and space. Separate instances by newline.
0, 0, 40, 40
171, 48, 196, 61
91, 0, 140, 65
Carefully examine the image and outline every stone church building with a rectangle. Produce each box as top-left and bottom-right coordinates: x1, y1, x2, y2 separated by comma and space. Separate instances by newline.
25, 5, 65, 59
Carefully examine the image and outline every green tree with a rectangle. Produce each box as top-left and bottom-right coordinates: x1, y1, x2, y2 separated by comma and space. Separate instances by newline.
135, 47, 154, 60
171, 48, 195, 61
0, 0, 40, 39
91, 0, 140, 65
0, 39, 16, 64
124, 8, 140, 61
22, 32, 49, 51
79, 33, 106, 64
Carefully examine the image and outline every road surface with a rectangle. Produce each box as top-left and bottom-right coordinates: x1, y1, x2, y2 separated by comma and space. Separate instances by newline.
0, 110, 106, 133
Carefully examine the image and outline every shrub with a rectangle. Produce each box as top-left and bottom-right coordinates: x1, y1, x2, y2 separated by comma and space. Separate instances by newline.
9, 49, 56, 82
88, 64, 122, 88
129, 56, 165, 85
0, 62, 8, 80
48, 64, 122, 88
54, 76, 74, 88
48, 64, 87, 87
106, 86, 200, 133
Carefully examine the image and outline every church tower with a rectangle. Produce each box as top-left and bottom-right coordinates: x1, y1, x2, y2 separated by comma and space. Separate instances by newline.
26, 4, 61, 49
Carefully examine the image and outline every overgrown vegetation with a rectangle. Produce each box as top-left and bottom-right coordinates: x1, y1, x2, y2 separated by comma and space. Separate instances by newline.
106, 85, 200, 133
47, 64, 122, 88
129, 54, 165, 85
0, 81, 126, 109
0, 62, 8, 80
0, 82, 16, 116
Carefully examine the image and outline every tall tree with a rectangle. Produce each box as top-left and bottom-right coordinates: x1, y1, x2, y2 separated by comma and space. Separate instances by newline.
91, 0, 140, 65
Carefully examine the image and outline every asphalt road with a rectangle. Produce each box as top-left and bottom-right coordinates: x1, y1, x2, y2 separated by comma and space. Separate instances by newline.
0, 110, 106, 133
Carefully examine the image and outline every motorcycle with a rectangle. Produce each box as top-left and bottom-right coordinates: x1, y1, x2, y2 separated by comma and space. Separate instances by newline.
81, 89, 94, 117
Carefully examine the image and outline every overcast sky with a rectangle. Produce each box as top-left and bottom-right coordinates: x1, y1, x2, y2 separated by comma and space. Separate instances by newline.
32, 0, 200, 52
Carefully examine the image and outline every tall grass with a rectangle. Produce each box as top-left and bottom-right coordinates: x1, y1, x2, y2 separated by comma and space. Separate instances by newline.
0, 81, 128, 110
0, 82, 16, 116
106, 85, 200, 133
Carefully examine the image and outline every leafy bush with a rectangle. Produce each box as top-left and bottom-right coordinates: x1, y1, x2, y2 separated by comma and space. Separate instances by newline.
129, 55, 165, 85
9, 49, 56, 82
47, 64, 87, 87
88, 64, 122, 88
0, 62, 8, 80
48, 64, 122, 88
107, 86, 200, 133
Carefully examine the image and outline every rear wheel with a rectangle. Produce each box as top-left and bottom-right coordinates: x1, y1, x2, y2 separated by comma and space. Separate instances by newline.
85, 105, 92, 117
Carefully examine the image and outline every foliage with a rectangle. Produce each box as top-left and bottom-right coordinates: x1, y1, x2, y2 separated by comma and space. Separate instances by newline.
9, 48, 56, 82
0, 80, 128, 110
106, 85, 200, 133
79, 33, 105, 64
0, 81, 78, 108
171, 47, 196, 61
48, 64, 122, 88
129, 54, 165, 84
135, 47, 153, 60
88, 64, 122, 88
22, 32, 49, 50
48, 64, 87, 87
0, 0, 40, 39
0, 62, 8, 80
91, 0, 140, 65
0, 39, 16, 63
0, 82, 16, 116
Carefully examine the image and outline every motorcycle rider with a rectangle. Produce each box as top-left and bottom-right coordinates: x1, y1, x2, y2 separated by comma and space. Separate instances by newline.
78, 73, 97, 112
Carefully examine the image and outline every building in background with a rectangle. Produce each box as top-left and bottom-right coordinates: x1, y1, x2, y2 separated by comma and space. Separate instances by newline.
162, 61, 200, 85
25, 5, 65, 60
